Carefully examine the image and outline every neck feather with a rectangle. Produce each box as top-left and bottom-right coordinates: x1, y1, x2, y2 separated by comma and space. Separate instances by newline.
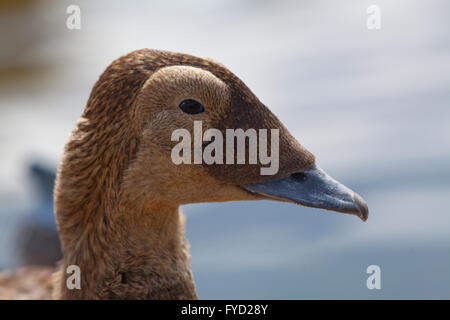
54, 177, 197, 299
53, 116, 196, 299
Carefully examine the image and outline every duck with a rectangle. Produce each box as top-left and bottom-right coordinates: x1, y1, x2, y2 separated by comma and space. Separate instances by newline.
0, 49, 368, 300
15, 162, 61, 267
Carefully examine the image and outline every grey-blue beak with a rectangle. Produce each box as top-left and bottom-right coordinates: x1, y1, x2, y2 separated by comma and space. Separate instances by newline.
242, 164, 369, 221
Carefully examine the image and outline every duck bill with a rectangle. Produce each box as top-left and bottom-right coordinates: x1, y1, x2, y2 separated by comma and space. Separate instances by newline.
242, 164, 369, 221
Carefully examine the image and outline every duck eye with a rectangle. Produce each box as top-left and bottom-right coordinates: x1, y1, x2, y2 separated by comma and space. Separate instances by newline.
179, 99, 205, 115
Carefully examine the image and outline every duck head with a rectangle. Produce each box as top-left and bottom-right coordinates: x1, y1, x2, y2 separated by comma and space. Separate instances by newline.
81, 49, 368, 221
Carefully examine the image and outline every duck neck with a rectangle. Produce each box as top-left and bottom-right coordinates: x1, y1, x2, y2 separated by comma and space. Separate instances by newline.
54, 193, 197, 299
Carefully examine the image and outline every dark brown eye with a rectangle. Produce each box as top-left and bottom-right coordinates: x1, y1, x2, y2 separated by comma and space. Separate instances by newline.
179, 99, 205, 114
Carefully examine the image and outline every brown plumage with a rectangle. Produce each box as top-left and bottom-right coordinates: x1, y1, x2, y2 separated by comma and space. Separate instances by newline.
0, 49, 367, 299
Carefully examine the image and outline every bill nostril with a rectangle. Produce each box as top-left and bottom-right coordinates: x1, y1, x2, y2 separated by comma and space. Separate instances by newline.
291, 172, 307, 181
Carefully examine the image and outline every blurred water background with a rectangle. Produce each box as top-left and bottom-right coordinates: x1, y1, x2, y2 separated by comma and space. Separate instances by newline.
0, 0, 449, 299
